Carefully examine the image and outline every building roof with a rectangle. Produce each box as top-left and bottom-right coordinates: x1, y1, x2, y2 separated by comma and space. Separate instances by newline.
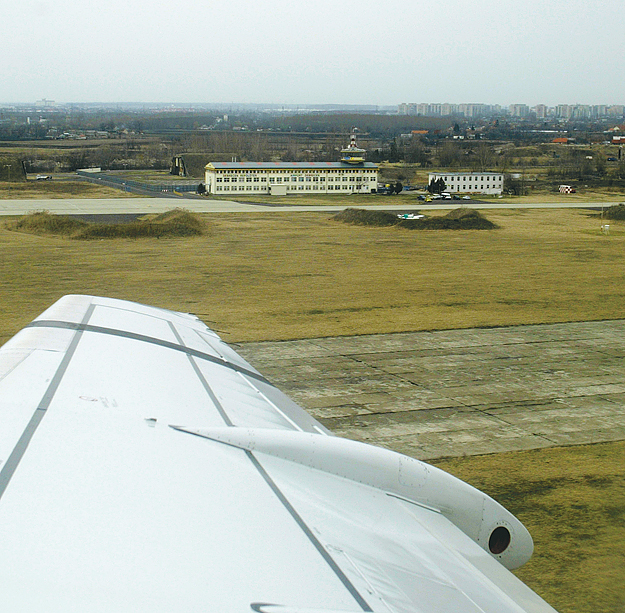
205, 161, 378, 170
429, 171, 503, 176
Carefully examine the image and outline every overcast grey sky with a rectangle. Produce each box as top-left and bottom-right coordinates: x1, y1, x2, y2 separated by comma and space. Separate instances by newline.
2, 0, 623, 106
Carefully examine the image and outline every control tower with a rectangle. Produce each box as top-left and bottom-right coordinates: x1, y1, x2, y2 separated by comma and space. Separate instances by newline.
340, 128, 366, 164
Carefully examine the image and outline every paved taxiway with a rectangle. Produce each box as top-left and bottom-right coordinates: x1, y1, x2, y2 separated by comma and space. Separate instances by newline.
0, 196, 616, 216
239, 320, 625, 460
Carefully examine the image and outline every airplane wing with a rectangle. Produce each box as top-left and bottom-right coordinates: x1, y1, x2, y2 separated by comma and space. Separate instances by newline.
0, 295, 558, 613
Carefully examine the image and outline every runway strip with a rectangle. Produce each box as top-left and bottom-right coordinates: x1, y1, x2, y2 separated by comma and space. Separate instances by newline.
0, 196, 614, 216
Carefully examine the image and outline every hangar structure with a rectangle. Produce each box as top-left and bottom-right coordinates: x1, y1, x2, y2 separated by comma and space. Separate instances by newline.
204, 161, 379, 195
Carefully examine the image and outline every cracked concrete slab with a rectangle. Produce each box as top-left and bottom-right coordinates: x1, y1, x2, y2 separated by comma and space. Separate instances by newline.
238, 320, 625, 460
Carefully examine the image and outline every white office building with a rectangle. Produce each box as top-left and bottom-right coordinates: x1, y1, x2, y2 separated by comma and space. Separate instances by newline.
204, 161, 379, 195
429, 172, 504, 195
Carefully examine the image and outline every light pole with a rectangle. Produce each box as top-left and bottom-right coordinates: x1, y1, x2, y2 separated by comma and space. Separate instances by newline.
3, 164, 10, 197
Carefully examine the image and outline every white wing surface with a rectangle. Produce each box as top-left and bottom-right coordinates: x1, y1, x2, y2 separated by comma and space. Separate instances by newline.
0, 295, 557, 613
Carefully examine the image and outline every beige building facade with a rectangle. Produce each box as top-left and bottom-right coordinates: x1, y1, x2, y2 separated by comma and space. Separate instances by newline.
204, 162, 379, 195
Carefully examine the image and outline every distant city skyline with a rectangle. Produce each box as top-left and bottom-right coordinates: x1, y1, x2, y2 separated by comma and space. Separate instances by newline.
2, 0, 624, 106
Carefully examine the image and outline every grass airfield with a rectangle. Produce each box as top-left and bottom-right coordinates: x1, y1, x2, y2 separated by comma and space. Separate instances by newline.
1, 206, 624, 612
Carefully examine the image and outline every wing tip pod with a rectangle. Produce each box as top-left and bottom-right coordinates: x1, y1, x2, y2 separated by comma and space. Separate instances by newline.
172, 426, 534, 570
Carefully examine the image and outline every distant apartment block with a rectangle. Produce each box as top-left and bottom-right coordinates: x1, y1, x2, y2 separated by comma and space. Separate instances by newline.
429, 172, 504, 195
398, 103, 500, 118
399, 102, 624, 119
509, 104, 530, 117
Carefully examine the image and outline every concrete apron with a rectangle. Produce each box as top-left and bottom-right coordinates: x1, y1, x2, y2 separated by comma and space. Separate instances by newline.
238, 320, 625, 460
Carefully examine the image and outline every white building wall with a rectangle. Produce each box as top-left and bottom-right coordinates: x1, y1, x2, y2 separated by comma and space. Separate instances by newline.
429, 172, 504, 195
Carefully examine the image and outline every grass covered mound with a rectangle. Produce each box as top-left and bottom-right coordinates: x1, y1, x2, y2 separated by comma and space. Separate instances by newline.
604, 203, 625, 220
331, 208, 401, 227
7, 211, 88, 235
7, 209, 206, 239
333, 207, 497, 230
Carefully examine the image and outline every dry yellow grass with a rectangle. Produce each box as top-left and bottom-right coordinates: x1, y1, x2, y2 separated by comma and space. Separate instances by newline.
0, 180, 144, 199
1, 208, 624, 346
1, 207, 624, 612
434, 442, 625, 613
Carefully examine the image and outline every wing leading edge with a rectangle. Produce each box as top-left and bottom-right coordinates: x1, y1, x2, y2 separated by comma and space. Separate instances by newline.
0, 295, 557, 613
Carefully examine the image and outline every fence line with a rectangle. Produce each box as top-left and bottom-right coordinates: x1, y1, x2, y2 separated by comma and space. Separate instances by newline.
76, 171, 199, 193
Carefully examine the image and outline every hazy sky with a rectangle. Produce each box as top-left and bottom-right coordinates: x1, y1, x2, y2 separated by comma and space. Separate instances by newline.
2, 0, 623, 106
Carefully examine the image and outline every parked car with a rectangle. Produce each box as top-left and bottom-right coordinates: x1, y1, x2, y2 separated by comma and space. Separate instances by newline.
36, 175, 52, 181
462, 195, 471, 200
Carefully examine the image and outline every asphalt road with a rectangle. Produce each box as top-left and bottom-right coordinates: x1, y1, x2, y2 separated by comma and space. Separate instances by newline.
0, 196, 617, 216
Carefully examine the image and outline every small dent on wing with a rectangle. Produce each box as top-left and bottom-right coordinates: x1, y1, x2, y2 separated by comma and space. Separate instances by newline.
79, 396, 98, 402
145, 418, 157, 427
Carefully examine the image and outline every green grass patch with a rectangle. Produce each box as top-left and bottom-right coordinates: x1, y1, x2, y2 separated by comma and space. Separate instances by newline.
333, 207, 497, 230
6, 209, 206, 240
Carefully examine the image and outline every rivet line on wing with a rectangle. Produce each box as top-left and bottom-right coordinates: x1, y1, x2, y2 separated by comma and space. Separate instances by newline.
26, 320, 269, 385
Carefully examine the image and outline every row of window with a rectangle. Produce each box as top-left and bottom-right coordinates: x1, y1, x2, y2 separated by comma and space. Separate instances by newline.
439, 176, 503, 182
216, 176, 370, 183
214, 184, 367, 192
452, 186, 496, 190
